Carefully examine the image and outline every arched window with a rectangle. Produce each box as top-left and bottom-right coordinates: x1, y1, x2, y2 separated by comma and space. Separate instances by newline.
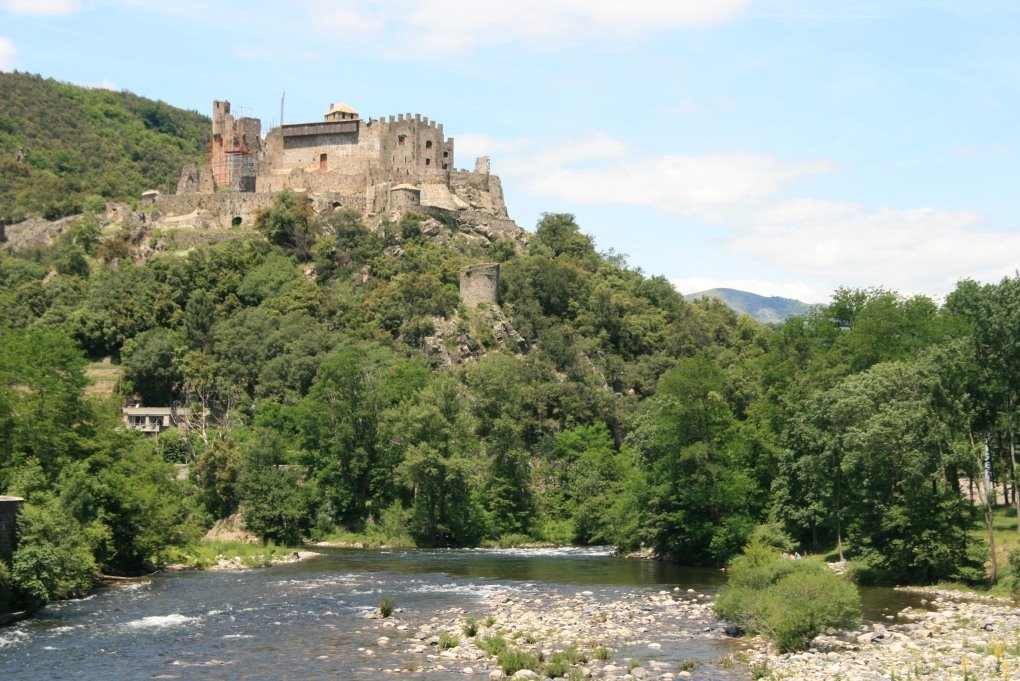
425, 140, 433, 149
231, 216, 242, 227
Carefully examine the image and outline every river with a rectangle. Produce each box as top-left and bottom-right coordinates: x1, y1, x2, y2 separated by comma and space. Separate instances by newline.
0, 547, 926, 680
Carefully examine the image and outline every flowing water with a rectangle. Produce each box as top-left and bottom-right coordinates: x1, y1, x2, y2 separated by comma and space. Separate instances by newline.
0, 547, 926, 680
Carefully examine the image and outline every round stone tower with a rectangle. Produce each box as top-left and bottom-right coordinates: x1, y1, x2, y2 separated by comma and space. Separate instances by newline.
460, 263, 500, 307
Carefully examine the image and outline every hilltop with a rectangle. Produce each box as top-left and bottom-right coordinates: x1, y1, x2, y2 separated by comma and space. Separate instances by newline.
685, 287, 815, 323
0, 72, 209, 223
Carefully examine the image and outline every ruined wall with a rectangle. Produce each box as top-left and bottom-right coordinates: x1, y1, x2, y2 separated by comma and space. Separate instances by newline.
0, 497, 23, 561
209, 101, 262, 189
460, 263, 500, 307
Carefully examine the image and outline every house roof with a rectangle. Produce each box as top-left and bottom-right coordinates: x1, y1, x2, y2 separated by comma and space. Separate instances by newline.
326, 102, 358, 116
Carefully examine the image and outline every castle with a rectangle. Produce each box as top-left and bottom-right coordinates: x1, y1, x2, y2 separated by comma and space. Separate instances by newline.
161, 99, 514, 230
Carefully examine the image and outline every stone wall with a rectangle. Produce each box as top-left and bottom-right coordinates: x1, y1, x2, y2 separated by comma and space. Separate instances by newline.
0, 497, 23, 561
460, 263, 500, 307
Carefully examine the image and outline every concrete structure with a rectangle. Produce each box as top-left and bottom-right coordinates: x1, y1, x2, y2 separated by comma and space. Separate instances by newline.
122, 405, 191, 435
167, 98, 512, 225
460, 263, 500, 307
0, 496, 24, 561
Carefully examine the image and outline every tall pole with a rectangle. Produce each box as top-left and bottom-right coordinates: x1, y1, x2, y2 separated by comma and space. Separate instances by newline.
280, 92, 285, 127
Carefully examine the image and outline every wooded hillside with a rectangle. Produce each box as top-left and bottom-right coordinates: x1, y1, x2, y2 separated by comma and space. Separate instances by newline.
0, 72, 209, 223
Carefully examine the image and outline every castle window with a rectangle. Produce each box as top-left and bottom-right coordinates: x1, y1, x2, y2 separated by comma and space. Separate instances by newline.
443, 151, 449, 158
320, 153, 328, 171
425, 158, 431, 166
398, 135, 406, 146
231, 216, 242, 227
442, 163, 448, 170
425, 140, 433, 149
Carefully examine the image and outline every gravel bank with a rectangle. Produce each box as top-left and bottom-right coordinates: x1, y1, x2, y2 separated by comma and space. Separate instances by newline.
746, 587, 1020, 680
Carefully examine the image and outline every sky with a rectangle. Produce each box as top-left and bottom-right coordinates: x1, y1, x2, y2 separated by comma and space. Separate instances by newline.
1, 0, 1018, 303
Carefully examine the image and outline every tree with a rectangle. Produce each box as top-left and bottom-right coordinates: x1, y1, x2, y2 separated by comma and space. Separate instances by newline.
628, 356, 757, 564
382, 377, 485, 546
292, 343, 430, 527
254, 190, 318, 260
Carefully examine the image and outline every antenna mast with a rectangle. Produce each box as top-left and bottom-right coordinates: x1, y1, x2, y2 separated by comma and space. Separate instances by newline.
280, 92, 285, 127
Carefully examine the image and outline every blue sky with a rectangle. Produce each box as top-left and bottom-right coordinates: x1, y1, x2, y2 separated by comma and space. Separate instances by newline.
2, 0, 1017, 302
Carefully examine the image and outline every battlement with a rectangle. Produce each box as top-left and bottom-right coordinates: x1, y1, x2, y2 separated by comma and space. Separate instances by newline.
177, 97, 508, 221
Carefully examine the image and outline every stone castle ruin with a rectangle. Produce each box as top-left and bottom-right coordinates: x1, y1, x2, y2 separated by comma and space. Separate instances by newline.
460, 263, 500, 307
161, 99, 518, 235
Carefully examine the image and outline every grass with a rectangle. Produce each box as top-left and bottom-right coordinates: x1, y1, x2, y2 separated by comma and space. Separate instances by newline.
463, 616, 478, 637
315, 528, 416, 549
164, 539, 300, 569
379, 596, 396, 618
438, 632, 460, 649
498, 648, 539, 676
478, 634, 509, 656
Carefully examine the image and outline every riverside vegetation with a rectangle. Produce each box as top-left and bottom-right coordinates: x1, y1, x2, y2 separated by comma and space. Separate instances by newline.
5, 76, 1020, 660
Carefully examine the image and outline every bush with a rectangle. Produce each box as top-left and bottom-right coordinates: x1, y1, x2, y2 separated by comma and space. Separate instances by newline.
715, 542, 861, 651
498, 648, 538, 675
545, 661, 569, 678
438, 632, 459, 649
478, 634, 508, 656
463, 616, 479, 637
1009, 549, 1020, 602
379, 595, 396, 618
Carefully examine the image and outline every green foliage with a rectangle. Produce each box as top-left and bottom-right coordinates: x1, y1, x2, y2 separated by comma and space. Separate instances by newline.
237, 429, 311, 545
1009, 549, 1020, 601
498, 648, 539, 675
0, 72, 208, 222
254, 190, 318, 260
463, 616, 479, 637
8, 499, 95, 605
478, 634, 509, 656
715, 543, 861, 651
438, 631, 460, 649
379, 595, 396, 618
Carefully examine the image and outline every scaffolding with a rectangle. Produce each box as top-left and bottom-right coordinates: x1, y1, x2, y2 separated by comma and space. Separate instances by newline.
224, 150, 256, 192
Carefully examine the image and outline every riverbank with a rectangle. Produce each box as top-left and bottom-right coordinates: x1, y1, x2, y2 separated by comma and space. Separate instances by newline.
355, 586, 741, 679
745, 586, 1020, 680
164, 540, 321, 571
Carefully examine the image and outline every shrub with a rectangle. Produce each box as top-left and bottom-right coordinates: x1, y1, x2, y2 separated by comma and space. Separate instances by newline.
498, 648, 538, 676
463, 617, 478, 637
1009, 549, 1020, 602
478, 634, 508, 656
545, 661, 569, 678
438, 632, 459, 649
379, 596, 396, 618
593, 647, 611, 661
715, 542, 861, 651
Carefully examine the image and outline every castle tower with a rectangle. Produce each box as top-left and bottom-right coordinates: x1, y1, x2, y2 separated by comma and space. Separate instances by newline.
325, 102, 359, 122
460, 263, 500, 307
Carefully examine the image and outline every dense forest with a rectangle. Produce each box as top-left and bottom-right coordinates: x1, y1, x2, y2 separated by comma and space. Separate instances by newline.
2, 77, 1019, 618
2, 185, 1019, 614
0, 72, 209, 222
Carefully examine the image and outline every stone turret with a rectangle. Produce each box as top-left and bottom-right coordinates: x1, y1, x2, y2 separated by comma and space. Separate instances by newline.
460, 263, 500, 307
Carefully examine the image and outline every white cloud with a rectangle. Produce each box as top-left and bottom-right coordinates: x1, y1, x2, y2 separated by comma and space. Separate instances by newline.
732, 200, 1020, 295
505, 133, 830, 220
0, 37, 14, 70
1, 0, 81, 15
98, 78, 117, 90
303, 0, 752, 54
482, 131, 1018, 298
672, 276, 824, 303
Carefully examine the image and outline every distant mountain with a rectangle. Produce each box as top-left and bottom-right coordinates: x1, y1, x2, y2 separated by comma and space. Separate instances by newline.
685, 288, 816, 324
